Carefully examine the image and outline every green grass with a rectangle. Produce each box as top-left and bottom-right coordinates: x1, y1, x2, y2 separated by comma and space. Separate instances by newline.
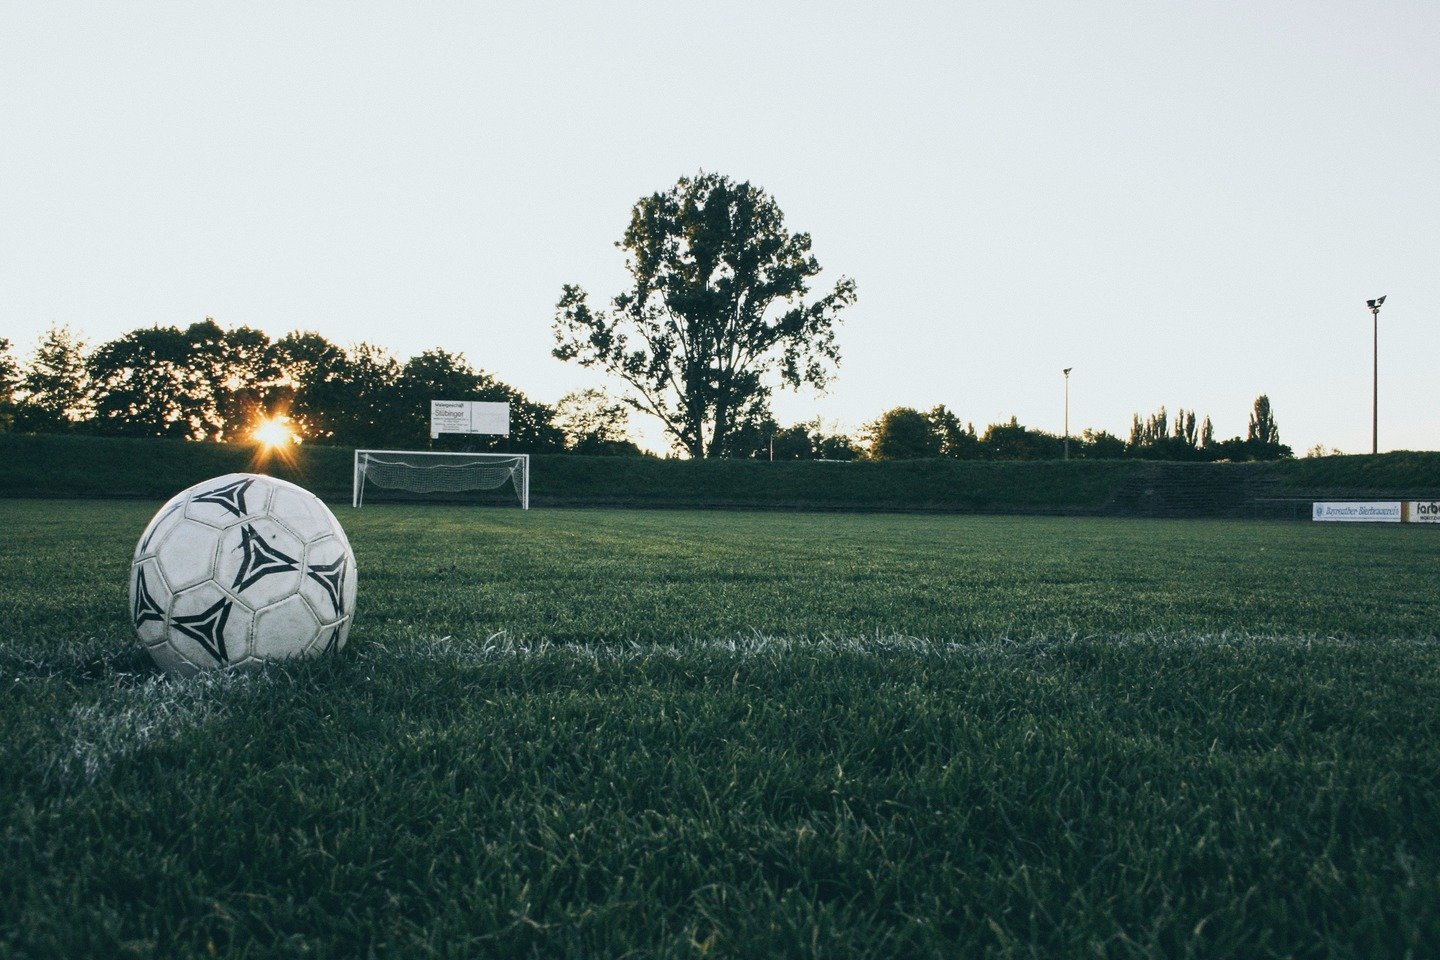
1270, 450, 1440, 495
2, 500, 1439, 958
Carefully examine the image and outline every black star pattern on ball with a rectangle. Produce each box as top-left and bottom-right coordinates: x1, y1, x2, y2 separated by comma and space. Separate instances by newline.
320, 622, 344, 654
192, 478, 256, 518
306, 556, 348, 615
232, 524, 300, 593
171, 597, 232, 664
132, 568, 165, 627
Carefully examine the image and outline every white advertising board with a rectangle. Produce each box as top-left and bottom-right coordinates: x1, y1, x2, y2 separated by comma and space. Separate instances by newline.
430, 401, 470, 435
1312, 501, 1401, 523
430, 400, 510, 438
469, 402, 510, 435
1408, 500, 1440, 523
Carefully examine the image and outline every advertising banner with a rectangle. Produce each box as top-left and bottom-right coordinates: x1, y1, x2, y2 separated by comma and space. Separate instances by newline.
469, 402, 510, 435
430, 400, 510, 438
430, 401, 470, 436
1312, 502, 1402, 523
1408, 501, 1440, 523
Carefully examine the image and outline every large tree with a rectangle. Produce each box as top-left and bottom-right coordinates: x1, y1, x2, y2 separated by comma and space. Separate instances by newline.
88, 326, 202, 438
926, 405, 979, 459
1244, 393, 1290, 460
86, 320, 284, 440
273, 331, 351, 441
1247, 394, 1279, 446
553, 172, 857, 458
192, 320, 283, 441
865, 407, 940, 460
324, 343, 405, 447
980, 416, 1063, 461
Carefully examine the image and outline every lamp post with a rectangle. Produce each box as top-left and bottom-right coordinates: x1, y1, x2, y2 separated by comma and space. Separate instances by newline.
1062, 367, 1072, 460
1366, 296, 1385, 455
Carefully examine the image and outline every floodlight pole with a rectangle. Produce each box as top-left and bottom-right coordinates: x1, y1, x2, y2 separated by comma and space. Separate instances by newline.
1062, 367, 1072, 460
1367, 296, 1385, 455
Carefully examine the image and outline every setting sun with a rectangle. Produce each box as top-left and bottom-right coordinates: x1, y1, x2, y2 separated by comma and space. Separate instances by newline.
251, 416, 297, 448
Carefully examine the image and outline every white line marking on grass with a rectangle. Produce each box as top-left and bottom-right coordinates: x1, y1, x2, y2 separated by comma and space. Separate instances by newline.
359, 630, 1435, 666
364, 632, 980, 664
44, 671, 258, 787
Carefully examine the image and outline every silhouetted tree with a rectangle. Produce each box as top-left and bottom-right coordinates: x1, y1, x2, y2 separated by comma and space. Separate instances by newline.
325, 343, 406, 447
769, 423, 816, 460
273, 331, 350, 441
207, 322, 282, 441
927, 405, 980, 459
86, 320, 284, 441
749, 418, 861, 460
1247, 394, 1279, 446
1244, 394, 1290, 460
1174, 409, 1198, 450
814, 425, 861, 461
16, 325, 90, 432
553, 171, 857, 457
1127, 405, 1208, 460
711, 396, 778, 458
981, 416, 1063, 460
1079, 429, 1126, 459
867, 407, 941, 460
394, 348, 486, 445
554, 388, 644, 455
1128, 406, 1171, 455
0, 338, 17, 432
88, 326, 202, 438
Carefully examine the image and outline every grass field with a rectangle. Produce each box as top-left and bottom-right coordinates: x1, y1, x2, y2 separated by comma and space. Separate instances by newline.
3, 500, 1439, 958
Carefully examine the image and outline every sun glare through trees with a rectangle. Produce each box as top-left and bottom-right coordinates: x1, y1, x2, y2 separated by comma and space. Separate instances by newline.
251, 415, 298, 449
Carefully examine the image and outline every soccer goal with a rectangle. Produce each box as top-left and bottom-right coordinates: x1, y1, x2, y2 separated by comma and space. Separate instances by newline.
352, 450, 529, 509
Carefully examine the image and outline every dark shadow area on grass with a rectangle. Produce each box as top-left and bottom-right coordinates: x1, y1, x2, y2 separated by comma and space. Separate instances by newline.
0, 641, 157, 684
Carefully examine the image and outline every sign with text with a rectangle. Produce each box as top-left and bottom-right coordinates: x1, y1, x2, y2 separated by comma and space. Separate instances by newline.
1312, 501, 1401, 523
430, 400, 510, 438
1408, 501, 1440, 523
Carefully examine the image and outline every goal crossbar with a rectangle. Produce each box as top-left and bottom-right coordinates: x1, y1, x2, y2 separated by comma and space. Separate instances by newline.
353, 450, 530, 509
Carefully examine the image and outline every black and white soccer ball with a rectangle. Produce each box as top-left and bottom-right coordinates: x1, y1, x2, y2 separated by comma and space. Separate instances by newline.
130, 473, 358, 677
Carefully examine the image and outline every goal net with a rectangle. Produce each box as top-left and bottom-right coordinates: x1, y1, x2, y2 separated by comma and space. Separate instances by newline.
352, 450, 529, 509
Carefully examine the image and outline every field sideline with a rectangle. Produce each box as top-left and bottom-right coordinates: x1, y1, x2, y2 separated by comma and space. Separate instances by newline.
2, 500, 1439, 958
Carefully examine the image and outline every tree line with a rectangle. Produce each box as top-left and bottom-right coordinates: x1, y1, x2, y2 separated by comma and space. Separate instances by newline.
1, 321, 1289, 461
847, 397, 1289, 462
0, 322, 640, 455
0, 171, 1292, 463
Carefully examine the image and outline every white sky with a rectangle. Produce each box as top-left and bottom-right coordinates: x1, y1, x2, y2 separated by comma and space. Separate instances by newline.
2, 1, 1436, 454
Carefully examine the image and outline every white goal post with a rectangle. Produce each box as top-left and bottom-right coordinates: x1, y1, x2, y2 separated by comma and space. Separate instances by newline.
352, 450, 530, 509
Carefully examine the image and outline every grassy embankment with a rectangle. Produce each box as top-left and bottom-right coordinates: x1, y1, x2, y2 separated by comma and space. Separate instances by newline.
2, 502, 1439, 957
1, 432, 1436, 514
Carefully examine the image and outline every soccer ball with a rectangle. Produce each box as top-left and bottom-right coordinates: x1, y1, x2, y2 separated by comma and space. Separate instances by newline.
130, 473, 358, 677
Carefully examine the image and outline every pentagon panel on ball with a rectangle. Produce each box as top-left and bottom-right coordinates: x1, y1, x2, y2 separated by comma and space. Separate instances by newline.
130, 473, 358, 677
